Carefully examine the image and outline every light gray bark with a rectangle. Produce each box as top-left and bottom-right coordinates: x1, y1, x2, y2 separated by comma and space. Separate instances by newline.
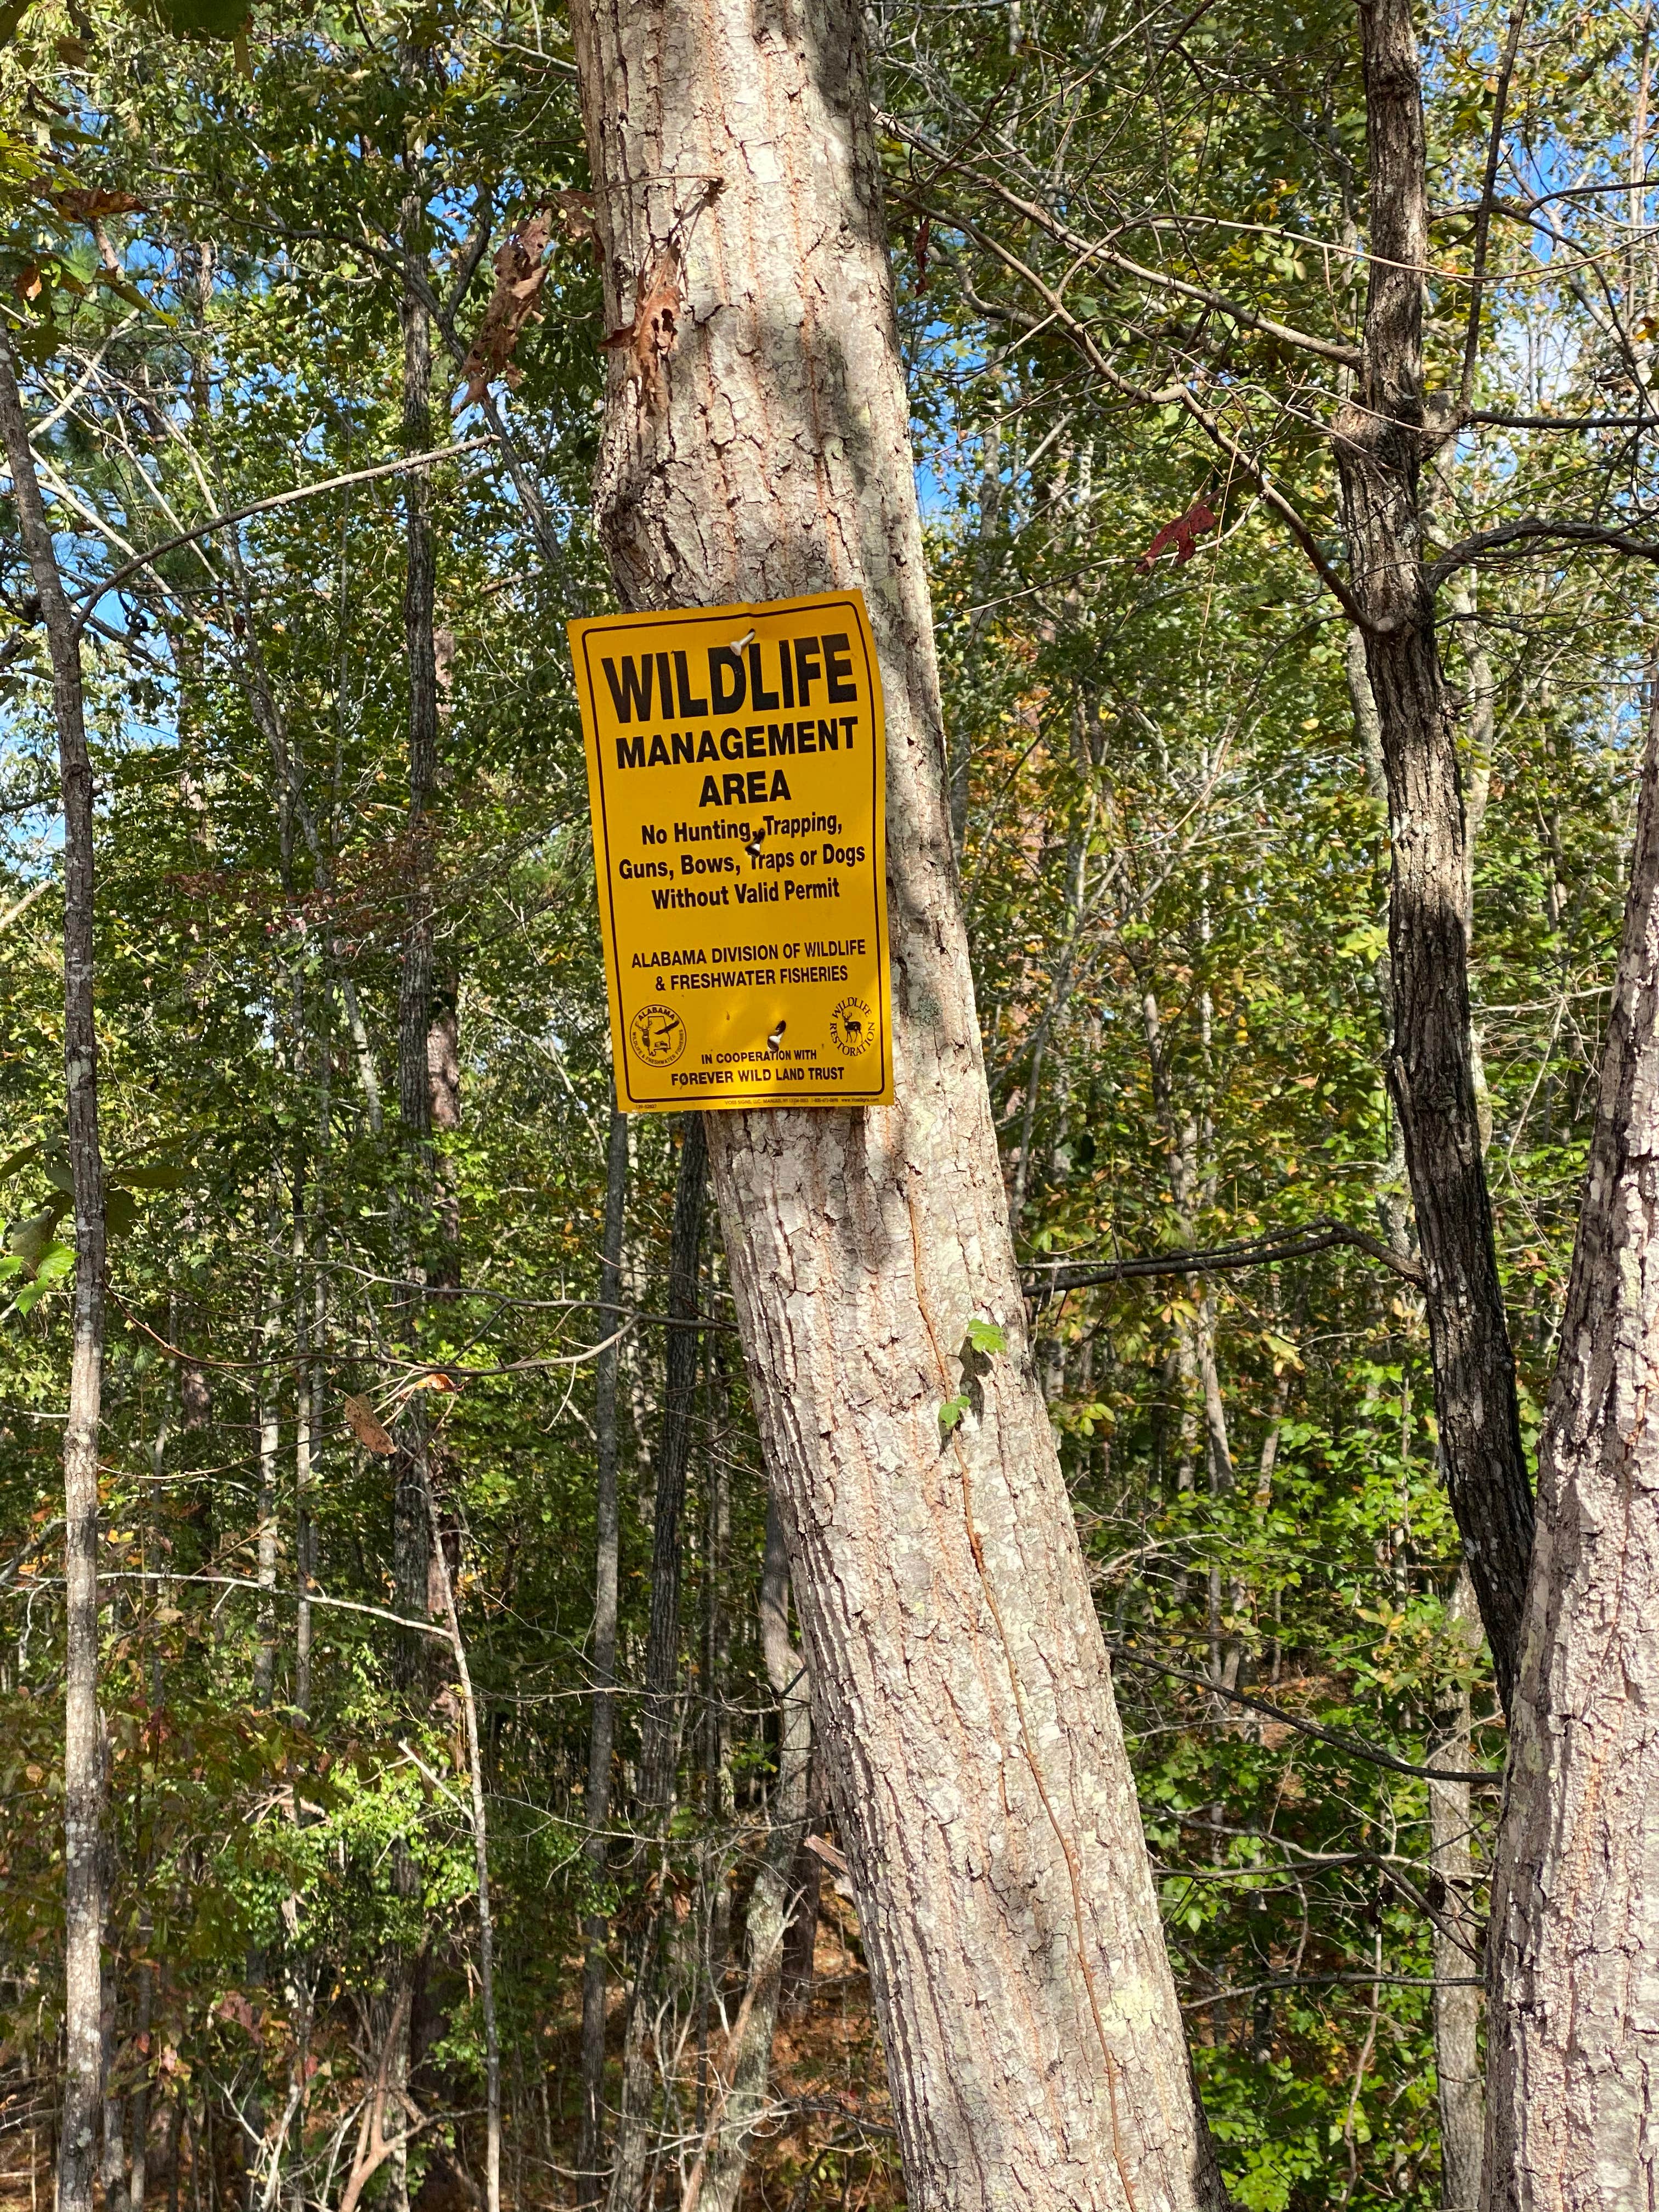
1430, 1568, 1482, 2212
0, 329, 110, 2212
253, 1184, 284, 1708
1482, 684, 1659, 2208
422, 1480, 500, 2212
567, 7, 1224, 2207
578, 1104, 629, 2208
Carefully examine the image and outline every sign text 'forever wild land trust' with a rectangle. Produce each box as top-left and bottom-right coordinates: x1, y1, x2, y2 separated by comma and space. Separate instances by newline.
568, 590, 895, 1113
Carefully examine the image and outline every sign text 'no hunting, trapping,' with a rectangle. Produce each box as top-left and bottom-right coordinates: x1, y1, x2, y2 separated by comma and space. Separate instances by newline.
569, 590, 894, 1113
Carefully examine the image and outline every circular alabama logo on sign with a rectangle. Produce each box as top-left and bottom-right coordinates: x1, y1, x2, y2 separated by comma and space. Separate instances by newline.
629, 1003, 687, 1068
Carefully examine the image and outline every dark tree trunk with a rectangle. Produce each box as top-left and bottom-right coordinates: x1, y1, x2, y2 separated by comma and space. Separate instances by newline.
0, 330, 110, 2212
635, 1114, 708, 1822
604, 1114, 707, 2212
1334, 0, 1533, 1711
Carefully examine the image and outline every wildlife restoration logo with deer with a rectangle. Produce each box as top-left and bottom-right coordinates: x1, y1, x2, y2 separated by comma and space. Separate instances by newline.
569, 590, 894, 1112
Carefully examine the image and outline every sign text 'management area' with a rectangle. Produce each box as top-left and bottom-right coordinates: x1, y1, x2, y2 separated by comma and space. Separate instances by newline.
569, 590, 894, 1111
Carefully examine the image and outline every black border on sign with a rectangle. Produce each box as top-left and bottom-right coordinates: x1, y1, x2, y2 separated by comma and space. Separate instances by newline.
577, 596, 890, 1111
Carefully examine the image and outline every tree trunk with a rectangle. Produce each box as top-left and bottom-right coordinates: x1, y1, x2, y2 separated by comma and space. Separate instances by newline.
253, 1185, 284, 1708
1333, 0, 1532, 1711
422, 1482, 500, 2212
1482, 684, 1659, 2204
567, 9, 1226, 2207
634, 1114, 708, 1825
684, 1498, 812, 2212
1429, 1567, 1482, 2211
603, 1113, 707, 2212
578, 1105, 630, 2208
397, 202, 439, 1161
0, 330, 111, 2212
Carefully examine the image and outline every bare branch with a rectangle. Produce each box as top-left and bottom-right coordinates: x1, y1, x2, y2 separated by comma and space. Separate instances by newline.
1459, 3, 1528, 416
70, 438, 494, 627
1023, 1218, 1424, 1293
1427, 513, 1659, 585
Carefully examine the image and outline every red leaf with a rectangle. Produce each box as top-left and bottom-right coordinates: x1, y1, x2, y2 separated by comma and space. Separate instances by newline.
1137, 498, 1219, 573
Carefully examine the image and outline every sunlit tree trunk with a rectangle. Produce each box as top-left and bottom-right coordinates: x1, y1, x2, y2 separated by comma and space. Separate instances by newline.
0, 329, 110, 2212
1429, 1567, 1482, 2211
1483, 685, 1659, 2205
568, 6, 1225, 2204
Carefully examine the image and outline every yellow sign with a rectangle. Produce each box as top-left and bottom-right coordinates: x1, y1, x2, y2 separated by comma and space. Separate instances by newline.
569, 590, 893, 1114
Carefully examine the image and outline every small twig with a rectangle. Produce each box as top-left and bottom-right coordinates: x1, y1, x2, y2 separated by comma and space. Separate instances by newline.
71, 439, 494, 628
1104, 1644, 1500, 1785
1023, 1218, 1423, 1293
1459, 3, 1528, 416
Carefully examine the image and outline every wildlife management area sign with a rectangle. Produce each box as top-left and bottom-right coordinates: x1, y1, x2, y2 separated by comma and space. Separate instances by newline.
569, 590, 894, 1113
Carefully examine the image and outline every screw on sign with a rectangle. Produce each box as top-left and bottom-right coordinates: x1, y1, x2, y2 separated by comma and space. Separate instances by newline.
568, 590, 895, 1112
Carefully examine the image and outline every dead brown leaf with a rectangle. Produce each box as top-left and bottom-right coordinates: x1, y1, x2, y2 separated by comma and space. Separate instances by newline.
455, 210, 554, 409
602, 248, 682, 406
51, 187, 145, 222
554, 188, 598, 256
343, 1393, 396, 1457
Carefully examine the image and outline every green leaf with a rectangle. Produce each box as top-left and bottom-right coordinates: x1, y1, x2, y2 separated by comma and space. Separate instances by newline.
7, 1199, 70, 1272
964, 1317, 1007, 1357
105, 1187, 140, 1238
114, 1161, 187, 1190
938, 1392, 970, 1436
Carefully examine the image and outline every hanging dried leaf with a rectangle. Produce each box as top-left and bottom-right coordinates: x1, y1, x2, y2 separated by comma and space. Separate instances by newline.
1137, 497, 1219, 572
51, 187, 145, 222
554, 188, 598, 257
343, 1393, 395, 1456
602, 248, 682, 407
456, 211, 554, 409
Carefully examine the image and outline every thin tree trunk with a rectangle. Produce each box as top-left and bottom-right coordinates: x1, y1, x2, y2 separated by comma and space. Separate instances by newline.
1334, 0, 1532, 1711
578, 1106, 630, 2209
567, 10, 1226, 2206
253, 1186, 284, 1708
603, 1114, 708, 2212
683, 1497, 812, 2212
635, 1114, 708, 1824
1482, 682, 1659, 2205
397, 200, 439, 1158
422, 1478, 500, 2212
128, 1949, 153, 2212
0, 330, 110, 2212
1430, 1567, 1482, 2211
